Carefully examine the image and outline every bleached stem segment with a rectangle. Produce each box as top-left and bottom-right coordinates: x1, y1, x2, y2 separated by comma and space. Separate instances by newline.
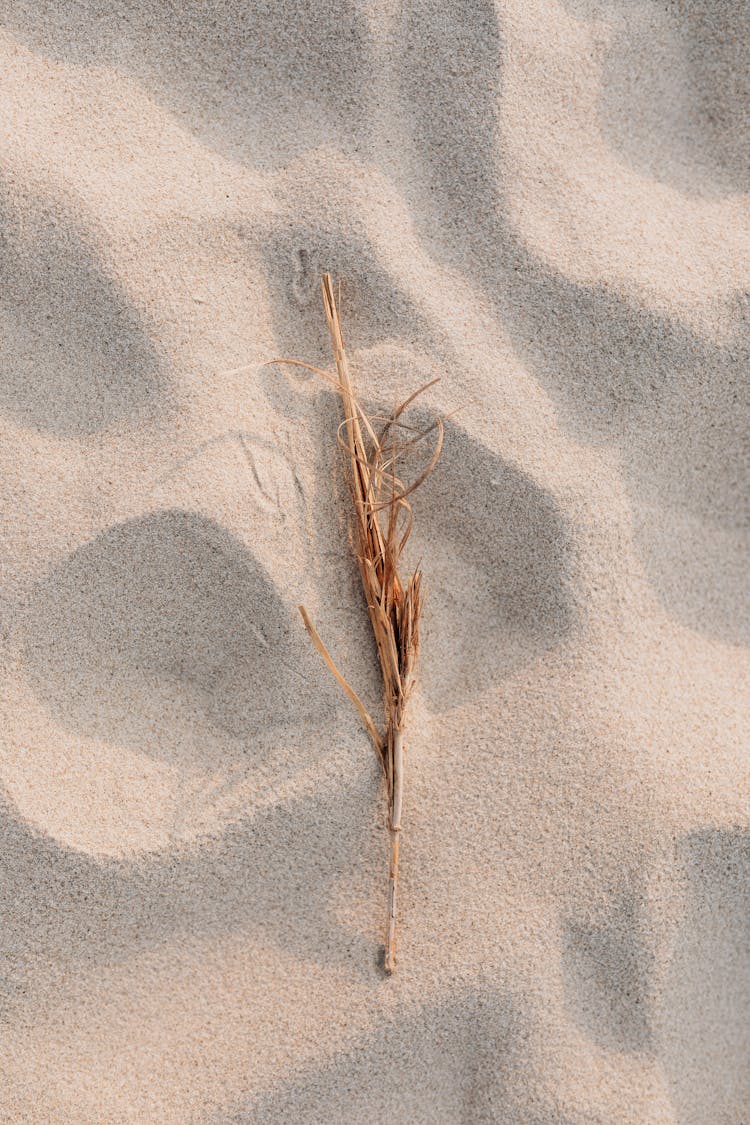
391, 726, 404, 830
385, 727, 404, 974
385, 830, 399, 973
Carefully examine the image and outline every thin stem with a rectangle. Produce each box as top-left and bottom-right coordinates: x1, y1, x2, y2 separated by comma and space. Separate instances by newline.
385, 828, 399, 975
385, 726, 404, 974
391, 726, 404, 830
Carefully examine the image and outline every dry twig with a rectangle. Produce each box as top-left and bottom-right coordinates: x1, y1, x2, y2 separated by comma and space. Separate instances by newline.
274, 274, 442, 972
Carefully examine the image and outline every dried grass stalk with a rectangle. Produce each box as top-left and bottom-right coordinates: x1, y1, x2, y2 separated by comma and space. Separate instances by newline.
275, 274, 442, 973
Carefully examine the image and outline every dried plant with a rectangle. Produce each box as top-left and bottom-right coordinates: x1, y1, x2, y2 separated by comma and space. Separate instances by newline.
274, 274, 442, 972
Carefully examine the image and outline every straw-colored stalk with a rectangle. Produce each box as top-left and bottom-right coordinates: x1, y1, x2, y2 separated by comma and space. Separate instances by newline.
275, 274, 442, 973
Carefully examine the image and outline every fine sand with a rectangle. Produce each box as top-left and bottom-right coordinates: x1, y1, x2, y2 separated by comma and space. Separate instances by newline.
0, 2, 748, 1122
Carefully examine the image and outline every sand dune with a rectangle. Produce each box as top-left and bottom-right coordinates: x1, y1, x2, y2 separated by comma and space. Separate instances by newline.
0, 1, 748, 1121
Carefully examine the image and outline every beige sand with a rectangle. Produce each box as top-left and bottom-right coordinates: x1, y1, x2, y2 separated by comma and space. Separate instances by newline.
0, 1, 748, 1121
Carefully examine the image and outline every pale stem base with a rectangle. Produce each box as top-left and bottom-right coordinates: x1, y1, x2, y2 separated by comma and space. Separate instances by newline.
384, 727, 404, 974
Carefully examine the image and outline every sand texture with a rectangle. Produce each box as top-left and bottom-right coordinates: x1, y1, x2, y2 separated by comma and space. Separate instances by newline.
0, 1, 748, 1122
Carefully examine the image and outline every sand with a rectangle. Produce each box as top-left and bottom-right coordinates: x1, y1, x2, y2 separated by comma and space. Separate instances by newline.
0, 1, 748, 1121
